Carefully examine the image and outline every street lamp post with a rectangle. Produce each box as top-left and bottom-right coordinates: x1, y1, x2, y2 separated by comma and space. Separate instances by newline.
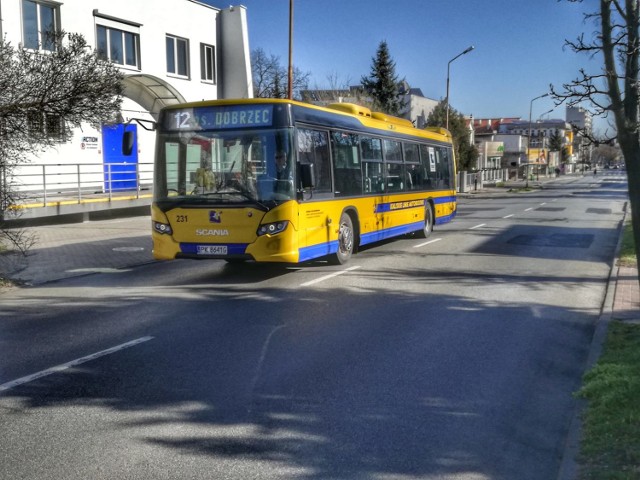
526, 93, 549, 188
445, 45, 474, 130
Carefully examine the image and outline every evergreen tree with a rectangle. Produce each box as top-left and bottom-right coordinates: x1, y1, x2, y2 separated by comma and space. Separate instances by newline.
426, 101, 478, 171
361, 41, 404, 116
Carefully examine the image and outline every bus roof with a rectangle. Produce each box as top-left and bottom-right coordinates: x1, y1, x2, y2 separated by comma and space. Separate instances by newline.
160, 98, 453, 143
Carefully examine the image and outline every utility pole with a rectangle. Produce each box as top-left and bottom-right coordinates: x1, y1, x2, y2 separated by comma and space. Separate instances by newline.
287, 0, 294, 100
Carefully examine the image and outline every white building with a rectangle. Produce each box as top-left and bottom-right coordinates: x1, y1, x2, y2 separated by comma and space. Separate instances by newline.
398, 84, 438, 129
0, 0, 252, 193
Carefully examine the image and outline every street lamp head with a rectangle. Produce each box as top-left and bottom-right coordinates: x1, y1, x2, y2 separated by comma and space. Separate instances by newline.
463, 45, 475, 55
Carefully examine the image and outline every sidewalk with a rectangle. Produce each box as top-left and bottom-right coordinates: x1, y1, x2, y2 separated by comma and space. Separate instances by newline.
612, 265, 640, 321
0, 215, 154, 286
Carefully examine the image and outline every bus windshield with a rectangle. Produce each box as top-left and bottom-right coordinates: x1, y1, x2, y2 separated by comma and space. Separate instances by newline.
155, 128, 295, 205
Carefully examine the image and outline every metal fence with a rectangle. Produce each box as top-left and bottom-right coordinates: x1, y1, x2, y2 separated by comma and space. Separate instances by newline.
6, 162, 154, 206
5, 163, 513, 206
458, 169, 509, 192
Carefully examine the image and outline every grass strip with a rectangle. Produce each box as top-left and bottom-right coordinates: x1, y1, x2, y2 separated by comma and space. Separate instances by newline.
576, 321, 640, 479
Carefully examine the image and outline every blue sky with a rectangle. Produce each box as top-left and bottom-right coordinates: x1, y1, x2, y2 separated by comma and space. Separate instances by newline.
206, 0, 608, 132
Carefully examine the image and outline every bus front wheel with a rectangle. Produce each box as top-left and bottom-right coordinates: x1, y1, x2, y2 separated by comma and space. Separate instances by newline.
333, 213, 354, 264
418, 204, 434, 238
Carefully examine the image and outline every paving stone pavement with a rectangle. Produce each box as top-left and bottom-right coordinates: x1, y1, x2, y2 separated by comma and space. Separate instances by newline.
612, 264, 640, 322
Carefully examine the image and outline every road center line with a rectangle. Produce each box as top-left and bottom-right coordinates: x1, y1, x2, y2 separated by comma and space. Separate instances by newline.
0, 336, 154, 393
503, 214, 514, 219
301, 265, 361, 287
469, 223, 486, 230
413, 237, 443, 248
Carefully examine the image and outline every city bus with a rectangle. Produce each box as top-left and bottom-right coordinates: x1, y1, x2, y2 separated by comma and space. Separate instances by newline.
148, 98, 456, 264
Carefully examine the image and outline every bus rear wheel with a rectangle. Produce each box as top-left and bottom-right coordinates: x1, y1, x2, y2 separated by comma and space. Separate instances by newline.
333, 213, 354, 264
418, 203, 434, 238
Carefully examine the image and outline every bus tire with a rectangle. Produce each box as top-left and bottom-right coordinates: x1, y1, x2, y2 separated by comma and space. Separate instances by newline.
333, 212, 355, 264
418, 203, 434, 238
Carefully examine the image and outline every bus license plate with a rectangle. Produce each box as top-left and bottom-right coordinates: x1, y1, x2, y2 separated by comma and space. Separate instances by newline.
197, 245, 227, 255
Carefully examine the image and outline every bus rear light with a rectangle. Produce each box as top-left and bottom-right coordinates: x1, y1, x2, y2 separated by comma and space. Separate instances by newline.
257, 221, 288, 236
153, 221, 173, 235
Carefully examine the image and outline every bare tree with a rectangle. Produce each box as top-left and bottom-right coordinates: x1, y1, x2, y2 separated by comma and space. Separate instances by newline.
250, 48, 310, 100
0, 32, 123, 254
552, 0, 640, 275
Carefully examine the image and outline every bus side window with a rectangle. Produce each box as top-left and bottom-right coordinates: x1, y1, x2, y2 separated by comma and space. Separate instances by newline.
363, 161, 384, 193
361, 136, 383, 193
419, 144, 435, 190
296, 127, 332, 194
436, 146, 452, 188
383, 139, 403, 191
331, 131, 362, 197
403, 143, 420, 191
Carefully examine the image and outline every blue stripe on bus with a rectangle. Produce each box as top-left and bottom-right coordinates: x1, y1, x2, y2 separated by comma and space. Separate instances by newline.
180, 243, 248, 255
299, 209, 457, 262
360, 221, 424, 246
435, 211, 456, 225
299, 242, 337, 262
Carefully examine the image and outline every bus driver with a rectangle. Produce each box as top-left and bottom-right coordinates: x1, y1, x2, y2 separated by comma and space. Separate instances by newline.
276, 151, 290, 180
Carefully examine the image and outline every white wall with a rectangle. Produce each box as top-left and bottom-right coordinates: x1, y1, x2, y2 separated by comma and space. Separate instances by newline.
2, 0, 252, 190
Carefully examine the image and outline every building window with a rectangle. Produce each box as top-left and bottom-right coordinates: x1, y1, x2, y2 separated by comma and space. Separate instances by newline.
166, 35, 189, 77
27, 111, 67, 142
200, 43, 216, 83
22, 0, 59, 51
97, 25, 140, 68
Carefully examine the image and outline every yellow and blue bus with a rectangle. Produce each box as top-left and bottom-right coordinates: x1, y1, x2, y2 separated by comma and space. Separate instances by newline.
150, 98, 456, 264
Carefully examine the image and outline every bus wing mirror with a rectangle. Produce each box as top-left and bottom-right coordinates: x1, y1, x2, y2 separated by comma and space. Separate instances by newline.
299, 163, 315, 189
122, 131, 135, 156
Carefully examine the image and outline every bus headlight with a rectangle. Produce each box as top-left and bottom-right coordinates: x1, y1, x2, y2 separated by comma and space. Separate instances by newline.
153, 221, 173, 235
257, 221, 288, 236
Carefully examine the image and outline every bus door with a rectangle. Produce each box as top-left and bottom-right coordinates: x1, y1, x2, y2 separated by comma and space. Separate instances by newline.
296, 128, 334, 258
359, 135, 385, 241
381, 139, 405, 233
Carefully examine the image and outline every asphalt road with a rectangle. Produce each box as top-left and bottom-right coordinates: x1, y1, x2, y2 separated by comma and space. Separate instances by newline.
0, 172, 628, 480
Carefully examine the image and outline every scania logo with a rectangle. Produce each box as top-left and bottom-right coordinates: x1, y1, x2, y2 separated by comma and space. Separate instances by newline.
209, 210, 222, 223
196, 229, 229, 236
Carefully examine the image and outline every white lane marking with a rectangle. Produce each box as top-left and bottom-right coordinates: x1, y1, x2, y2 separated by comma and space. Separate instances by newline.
540, 202, 547, 206
469, 223, 486, 230
503, 214, 514, 219
413, 238, 443, 248
0, 336, 154, 393
300, 265, 361, 287
524, 207, 534, 212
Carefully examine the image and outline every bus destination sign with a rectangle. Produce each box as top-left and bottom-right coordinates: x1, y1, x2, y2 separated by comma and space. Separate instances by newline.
165, 105, 274, 131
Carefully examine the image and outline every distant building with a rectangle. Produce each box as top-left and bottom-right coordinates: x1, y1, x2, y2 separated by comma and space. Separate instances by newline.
566, 106, 593, 167
2, 0, 252, 190
471, 117, 575, 179
566, 105, 592, 132
397, 82, 439, 129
